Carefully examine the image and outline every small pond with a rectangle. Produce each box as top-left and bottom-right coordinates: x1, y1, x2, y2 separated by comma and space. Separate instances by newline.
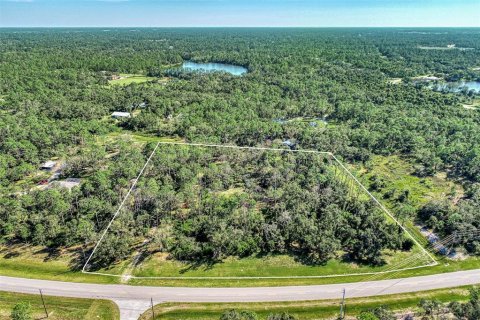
181, 61, 248, 76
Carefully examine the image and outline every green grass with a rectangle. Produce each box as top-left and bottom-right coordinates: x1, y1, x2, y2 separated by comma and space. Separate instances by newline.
129, 256, 480, 287
356, 155, 461, 210
129, 248, 429, 278
352, 154, 463, 248
0, 291, 119, 320
139, 286, 474, 320
108, 73, 157, 86
0, 244, 117, 284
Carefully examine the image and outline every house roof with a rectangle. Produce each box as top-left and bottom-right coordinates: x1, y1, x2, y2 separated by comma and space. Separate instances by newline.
111, 111, 131, 117
41, 161, 56, 168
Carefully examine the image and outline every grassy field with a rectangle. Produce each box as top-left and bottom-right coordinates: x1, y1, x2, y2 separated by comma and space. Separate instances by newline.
352, 154, 463, 248
108, 73, 157, 86
0, 291, 119, 320
355, 155, 462, 210
139, 286, 473, 320
0, 244, 117, 284
128, 248, 430, 278
128, 256, 480, 286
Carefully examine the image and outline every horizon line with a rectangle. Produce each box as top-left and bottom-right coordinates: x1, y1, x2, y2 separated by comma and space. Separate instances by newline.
1, 26, 480, 28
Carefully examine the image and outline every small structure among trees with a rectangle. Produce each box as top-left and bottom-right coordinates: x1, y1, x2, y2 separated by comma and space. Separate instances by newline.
111, 111, 131, 118
40, 161, 56, 171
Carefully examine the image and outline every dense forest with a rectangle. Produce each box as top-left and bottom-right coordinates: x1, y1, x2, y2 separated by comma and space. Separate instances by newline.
91, 145, 408, 268
0, 28, 479, 268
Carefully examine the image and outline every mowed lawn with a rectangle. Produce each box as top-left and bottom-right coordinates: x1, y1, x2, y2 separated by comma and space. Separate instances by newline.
131, 247, 431, 278
139, 286, 473, 320
132, 255, 480, 287
0, 291, 119, 320
0, 244, 117, 284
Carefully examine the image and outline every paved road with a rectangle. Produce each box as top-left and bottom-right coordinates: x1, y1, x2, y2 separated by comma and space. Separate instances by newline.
1, 270, 479, 320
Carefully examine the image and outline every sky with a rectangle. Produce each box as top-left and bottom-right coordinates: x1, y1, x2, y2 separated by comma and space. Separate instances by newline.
0, 0, 479, 28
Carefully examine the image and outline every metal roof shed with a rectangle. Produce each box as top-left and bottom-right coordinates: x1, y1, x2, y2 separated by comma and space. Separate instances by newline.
111, 112, 131, 118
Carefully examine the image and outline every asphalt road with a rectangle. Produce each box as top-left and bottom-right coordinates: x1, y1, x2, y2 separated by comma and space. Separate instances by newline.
1, 270, 479, 320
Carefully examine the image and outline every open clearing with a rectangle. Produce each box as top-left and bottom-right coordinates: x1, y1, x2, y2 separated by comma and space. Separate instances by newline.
353, 155, 464, 247
0, 291, 119, 320
125, 248, 428, 278
356, 155, 463, 210
108, 73, 158, 86
387, 78, 402, 84
462, 98, 480, 110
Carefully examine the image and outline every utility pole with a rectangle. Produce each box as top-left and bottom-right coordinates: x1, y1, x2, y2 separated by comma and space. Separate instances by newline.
39, 289, 48, 318
151, 298, 155, 319
339, 288, 346, 320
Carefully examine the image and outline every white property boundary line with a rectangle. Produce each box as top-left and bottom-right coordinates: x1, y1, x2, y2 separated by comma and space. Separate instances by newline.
82, 142, 437, 279
82, 142, 161, 272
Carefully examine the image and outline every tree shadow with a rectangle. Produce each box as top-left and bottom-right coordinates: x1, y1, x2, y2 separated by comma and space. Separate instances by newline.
133, 250, 149, 267
339, 252, 387, 267
1, 241, 25, 259
257, 250, 387, 268
249, 251, 330, 267
291, 254, 329, 267
67, 247, 88, 272
32, 247, 63, 262
3, 251, 20, 259
178, 257, 222, 274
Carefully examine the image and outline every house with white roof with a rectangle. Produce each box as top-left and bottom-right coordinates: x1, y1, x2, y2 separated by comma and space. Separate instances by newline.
111, 111, 131, 118
40, 161, 57, 170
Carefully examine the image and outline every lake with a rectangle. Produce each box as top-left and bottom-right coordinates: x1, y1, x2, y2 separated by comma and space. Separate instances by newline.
181, 61, 248, 75
431, 81, 480, 93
